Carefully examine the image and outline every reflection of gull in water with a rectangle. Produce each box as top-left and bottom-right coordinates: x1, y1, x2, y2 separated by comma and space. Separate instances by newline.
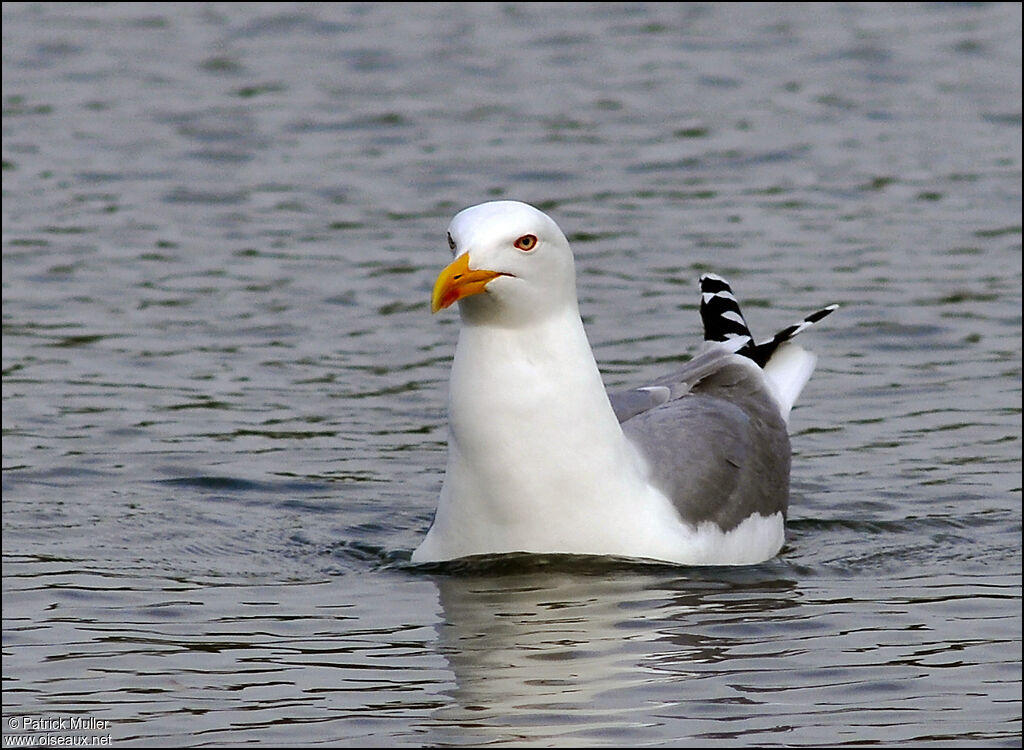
416, 559, 799, 745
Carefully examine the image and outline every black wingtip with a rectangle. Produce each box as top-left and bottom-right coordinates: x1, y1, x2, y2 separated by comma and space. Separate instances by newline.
699, 274, 754, 345
750, 303, 839, 366
698, 274, 838, 368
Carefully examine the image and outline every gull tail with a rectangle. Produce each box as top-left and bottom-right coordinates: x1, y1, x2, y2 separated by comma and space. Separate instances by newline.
699, 273, 838, 420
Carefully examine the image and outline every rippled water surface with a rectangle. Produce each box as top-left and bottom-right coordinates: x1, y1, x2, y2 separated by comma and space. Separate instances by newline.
3, 2, 1021, 747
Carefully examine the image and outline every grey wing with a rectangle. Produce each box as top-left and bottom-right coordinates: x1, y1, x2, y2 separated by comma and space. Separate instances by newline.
608, 386, 671, 422
614, 345, 791, 531
607, 342, 746, 423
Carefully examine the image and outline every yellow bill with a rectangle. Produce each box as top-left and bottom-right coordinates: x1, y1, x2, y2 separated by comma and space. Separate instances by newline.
431, 253, 508, 313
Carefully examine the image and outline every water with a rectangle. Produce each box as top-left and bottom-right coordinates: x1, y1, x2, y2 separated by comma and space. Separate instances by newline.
2, 2, 1020, 746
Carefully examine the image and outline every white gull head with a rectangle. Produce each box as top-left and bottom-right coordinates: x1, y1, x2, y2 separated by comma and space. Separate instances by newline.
432, 201, 578, 327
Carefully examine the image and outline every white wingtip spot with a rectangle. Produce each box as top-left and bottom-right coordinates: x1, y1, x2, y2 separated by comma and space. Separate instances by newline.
702, 291, 737, 304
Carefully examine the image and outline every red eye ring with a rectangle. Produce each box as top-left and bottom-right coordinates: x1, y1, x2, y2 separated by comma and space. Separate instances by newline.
514, 234, 538, 252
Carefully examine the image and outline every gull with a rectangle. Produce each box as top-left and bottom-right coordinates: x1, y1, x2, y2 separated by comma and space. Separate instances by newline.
413, 201, 836, 566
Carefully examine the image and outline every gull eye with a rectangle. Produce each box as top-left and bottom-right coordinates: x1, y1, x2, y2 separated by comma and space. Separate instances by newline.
513, 234, 538, 252
447, 232, 456, 251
